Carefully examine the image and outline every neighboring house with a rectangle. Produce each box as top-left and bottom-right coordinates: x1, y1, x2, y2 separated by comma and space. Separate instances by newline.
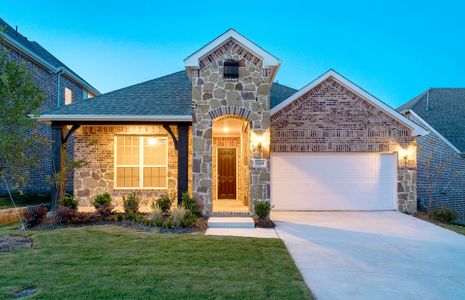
398, 89, 465, 223
0, 18, 100, 193
38, 29, 426, 215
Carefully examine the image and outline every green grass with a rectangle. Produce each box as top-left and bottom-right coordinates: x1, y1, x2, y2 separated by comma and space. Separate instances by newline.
437, 223, 465, 236
0, 225, 312, 299
0, 192, 50, 209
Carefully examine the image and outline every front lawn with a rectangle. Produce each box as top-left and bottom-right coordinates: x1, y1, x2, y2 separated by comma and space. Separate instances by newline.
437, 222, 465, 236
0, 225, 312, 299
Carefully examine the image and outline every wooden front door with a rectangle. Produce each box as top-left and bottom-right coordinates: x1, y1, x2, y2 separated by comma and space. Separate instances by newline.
218, 148, 236, 199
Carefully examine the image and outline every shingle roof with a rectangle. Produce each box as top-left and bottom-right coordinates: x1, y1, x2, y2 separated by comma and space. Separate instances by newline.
0, 18, 98, 93
41, 70, 297, 118
397, 88, 465, 152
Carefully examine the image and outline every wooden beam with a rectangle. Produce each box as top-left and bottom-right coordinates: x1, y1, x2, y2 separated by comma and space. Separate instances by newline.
50, 123, 64, 210
177, 125, 189, 205
62, 124, 80, 144
163, 124, 178, 150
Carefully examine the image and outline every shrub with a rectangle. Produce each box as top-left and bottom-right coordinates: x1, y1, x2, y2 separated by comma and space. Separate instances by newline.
171, 207, 187, 227
150, 207, 163, 223
55, 207, 98, 224
154, 194, 173, 213
116, 212, 124, 222
60, 194, 78, 210
93, 193, 114, 218
181, 192, 202, 216
23, 205, 48, 228
254, 200, 271, 220
429, 207, 458, 224
164, 217, 173, 228
123, 192, 141, 216
55, 207, 78, 224
181, 211, 198, 228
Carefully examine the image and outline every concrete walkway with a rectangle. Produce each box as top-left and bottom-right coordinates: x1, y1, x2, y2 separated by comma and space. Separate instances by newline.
205, 228, 278, 238
273, 211, 465, 300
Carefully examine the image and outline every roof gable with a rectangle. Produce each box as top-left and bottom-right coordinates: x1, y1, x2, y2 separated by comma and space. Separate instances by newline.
271, 70, 427, 136
184, 29, 281, 69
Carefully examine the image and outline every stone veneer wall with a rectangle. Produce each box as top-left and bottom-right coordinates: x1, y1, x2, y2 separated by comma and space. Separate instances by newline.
271, 76, 417, 213
191, 41, 272, 214
73, 125, 192, 208
212, 137, 242, 203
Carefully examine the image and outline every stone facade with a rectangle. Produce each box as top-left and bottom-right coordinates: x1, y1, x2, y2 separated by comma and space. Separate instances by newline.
191, 39, 272, 214
271, 76, 417, 213
0, 42, 88, 194
73, 125, 192, 208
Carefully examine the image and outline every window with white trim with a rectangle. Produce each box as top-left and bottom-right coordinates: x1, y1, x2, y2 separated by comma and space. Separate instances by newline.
115, 136, 168, 188
64, 87, 73, 105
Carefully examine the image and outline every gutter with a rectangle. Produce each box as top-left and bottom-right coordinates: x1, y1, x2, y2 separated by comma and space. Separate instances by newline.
2, 33, 100, 96
37, 114, 193, 122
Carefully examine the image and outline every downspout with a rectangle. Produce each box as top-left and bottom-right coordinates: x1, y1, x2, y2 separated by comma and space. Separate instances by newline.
426, 88, 430, 111
55, 67, 65, 108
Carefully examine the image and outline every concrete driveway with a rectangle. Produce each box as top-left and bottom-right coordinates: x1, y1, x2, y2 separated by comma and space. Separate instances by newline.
272, 211, 465, 300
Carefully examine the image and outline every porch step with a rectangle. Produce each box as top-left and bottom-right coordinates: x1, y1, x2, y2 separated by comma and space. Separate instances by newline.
207, 217, 255, 228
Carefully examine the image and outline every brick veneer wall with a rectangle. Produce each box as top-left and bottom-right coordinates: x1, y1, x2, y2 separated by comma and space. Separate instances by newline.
407, 115, 465, 222
271, 76, 417, 212
191, 40, 272, 214
73, 125, 192, 208
0, 43, 87, 194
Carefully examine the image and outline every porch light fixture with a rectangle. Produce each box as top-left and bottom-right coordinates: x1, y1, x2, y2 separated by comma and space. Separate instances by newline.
223, 126, 229, 133
251, 130, 270, 157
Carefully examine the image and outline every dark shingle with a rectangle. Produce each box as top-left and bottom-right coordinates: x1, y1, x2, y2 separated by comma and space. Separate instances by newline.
0, 18, 97, 92
397, 88, 465, 152
42, 70, 296, 117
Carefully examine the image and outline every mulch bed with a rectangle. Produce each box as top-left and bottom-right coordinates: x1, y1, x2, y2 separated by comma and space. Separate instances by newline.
254, 217, 275, 228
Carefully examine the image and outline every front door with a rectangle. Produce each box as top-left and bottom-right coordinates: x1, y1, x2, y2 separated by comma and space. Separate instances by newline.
218, 148, 236, 199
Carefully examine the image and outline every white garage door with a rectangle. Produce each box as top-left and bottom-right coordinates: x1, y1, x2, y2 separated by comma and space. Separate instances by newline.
271, 153, 397, 211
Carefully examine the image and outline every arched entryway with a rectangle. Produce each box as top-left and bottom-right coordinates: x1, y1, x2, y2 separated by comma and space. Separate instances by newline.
212, 115, 250, 213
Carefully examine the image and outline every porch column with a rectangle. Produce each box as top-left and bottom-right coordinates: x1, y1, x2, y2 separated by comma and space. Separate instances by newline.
50, 123, 64, 210
177, 124, 189, 205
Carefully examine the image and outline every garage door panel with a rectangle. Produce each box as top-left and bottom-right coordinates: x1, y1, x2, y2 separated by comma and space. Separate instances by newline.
271, 153, 397, 211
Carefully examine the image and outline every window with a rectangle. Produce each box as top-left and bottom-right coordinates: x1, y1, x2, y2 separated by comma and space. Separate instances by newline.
83, 90, 88, 100
115, 136, 168, 189
64, 87, 73, 105
223, 59, 239, 80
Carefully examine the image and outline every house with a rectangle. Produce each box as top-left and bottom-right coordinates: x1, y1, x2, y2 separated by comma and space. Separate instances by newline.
398, 89, 465, 223
0, 17, 100, 193
38, 29, 427, 215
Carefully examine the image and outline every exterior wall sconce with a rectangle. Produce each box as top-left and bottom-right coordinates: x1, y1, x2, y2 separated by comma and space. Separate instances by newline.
251, 130, 270, 157
397, 144, 416, 169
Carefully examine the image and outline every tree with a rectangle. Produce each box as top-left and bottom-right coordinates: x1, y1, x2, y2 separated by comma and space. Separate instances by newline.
0, 29, 47, 226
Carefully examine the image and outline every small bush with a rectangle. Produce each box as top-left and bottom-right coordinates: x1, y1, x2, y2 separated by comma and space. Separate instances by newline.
254, 200, 271, 220
182, 211, 198, 228
55, 207, 99, 224
60, 194, 78, 210
116, 212, 124, 222
150, 207, 163, 223
154, 194, 173, 213
155, 219, 163, 227
54, 207, 77, 224
23, 205, 48, 228
123, 192, 141, 216
164, 217, 174, 228
171, 206, 187, 227
93, 193, 114, 218
181, 192, 202, 216
429, 207, 458, 224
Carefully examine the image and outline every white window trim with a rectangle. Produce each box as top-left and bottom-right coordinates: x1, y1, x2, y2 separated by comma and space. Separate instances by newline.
64, 87, 73, 105
114, 135, 169, 189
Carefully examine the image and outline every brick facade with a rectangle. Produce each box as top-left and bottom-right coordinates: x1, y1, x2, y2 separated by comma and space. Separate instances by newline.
73, 125, 193, 209
271, 76, 418, 212
0, 42, 88, 194
407, 115, 465, 223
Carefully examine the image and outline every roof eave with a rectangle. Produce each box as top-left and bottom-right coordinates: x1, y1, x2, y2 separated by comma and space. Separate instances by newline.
2, 33, 100, 96
37, 114, 193, 123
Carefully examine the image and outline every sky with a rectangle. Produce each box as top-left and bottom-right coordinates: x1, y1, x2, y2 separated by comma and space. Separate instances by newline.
2, 0, 465, 107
